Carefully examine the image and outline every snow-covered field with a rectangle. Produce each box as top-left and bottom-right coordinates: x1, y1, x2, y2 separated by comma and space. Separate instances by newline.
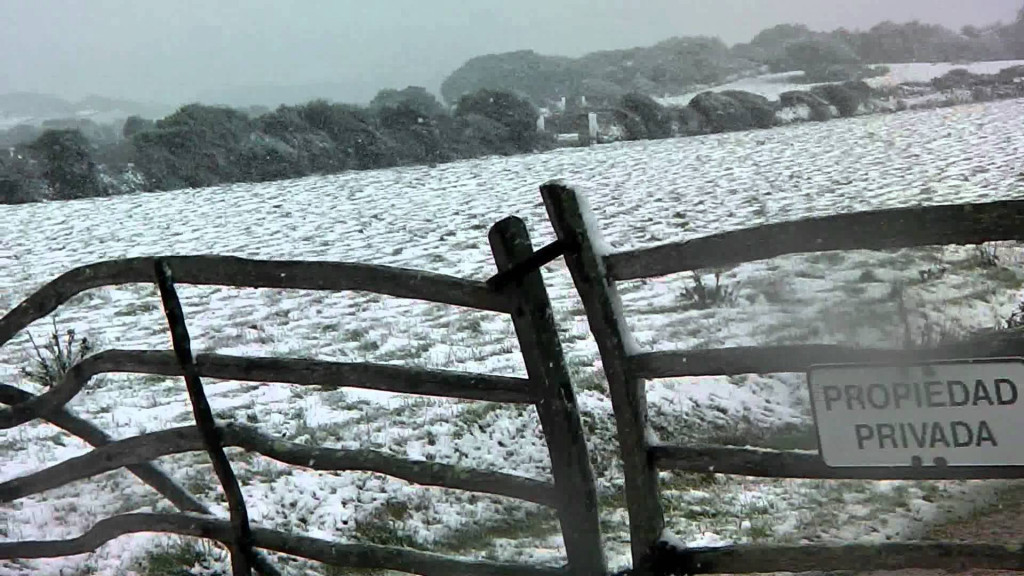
657, 60, 1024, 106
3, 98, 1024, 575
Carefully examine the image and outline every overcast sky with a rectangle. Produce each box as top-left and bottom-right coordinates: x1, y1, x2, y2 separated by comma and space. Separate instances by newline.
1, 0, 1020, 106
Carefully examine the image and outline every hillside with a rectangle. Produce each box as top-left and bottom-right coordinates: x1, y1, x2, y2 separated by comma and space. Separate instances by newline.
440, 37, 759, 107
441, 10, 1024, 106
0, 92, 171, 131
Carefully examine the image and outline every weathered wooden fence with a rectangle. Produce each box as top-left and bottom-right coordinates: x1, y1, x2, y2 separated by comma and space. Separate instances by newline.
0, 217, 605, 576
540, 181, 1024, 576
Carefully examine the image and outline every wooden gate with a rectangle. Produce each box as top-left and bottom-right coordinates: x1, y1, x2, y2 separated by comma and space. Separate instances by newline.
0, 217, 605, 576
541, 181, 1024, 575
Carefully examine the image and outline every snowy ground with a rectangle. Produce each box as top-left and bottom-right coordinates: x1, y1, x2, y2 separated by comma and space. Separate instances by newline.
3, 98, 1024, 575
865, 60, 1024, 88
656, 60, 1024, 106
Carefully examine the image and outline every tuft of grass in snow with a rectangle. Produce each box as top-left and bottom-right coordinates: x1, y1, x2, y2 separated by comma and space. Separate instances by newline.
136, 536, 224, 576
433, 505, 560, 555
678, 271, 740, 310
352, 505, 420, 549
20, 318, 93, 389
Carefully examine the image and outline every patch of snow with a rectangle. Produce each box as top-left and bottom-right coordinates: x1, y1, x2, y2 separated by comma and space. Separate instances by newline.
776, 103, 813, 124
867, 60, 1024, 88
656, 71, 833, 106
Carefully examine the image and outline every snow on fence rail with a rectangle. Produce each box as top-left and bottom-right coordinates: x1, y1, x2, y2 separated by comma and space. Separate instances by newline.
540, 181, 1024, 576
0, 218, 606, 576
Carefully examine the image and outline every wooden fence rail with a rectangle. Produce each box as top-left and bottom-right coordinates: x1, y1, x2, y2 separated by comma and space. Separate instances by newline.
0, 255, 515, 349
540, 181, 1024, 576
0, 384, 209, 515
0, 234, 605, 575
0, 349, 537, 431
0, 424, 558, 507
629, 335, 1024, 379
604, 198, 1024, 280
0, 512, 566, 576
652, 539, 1024, 575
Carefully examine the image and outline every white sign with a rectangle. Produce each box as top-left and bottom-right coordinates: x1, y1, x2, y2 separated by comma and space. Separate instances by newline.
807, 359, 1024, 467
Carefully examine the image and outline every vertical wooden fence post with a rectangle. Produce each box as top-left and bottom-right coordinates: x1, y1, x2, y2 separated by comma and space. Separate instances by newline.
155, 260, 265, 576
489, 217, 607, 576
541, 182, 664, 575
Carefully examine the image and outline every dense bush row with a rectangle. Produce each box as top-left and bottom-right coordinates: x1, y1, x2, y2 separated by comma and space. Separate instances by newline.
606, 80, 872, 141
609, 65, 1024, 141
4, 64, 1023, 206
0, 87, 549, 203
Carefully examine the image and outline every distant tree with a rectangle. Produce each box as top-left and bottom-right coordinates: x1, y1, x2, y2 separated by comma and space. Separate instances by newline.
688, 92, 747, 133
449, 113, 515, 156
441, 50, 576, 106
376, 103, 451, 164
781, 38, 862, 81
242, 105, 271, 117
298, 100, 398, 169
28, 129, 107, 200
615, 93, 671, 140
853, 20, 979, 63
454, 89, 542, 152
255, 104, 343, 175
719, 91, 777, 128
735, 24, 817, 68
998, 4, 1024, 57
962, 25, 982, 39
749, 23, 816, 48
575, 78, 626, 108
370, 86, 445, 118
810, 82, 870, 117
122, 115, 155, 139
131, 103, 253, 189
0, 150, 47, 204
0, 176, 33, 204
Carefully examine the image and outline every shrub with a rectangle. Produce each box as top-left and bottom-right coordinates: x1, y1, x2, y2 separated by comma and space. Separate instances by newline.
454, 89, 543, 153
28, 129, 108, 200
780, 38, 862, 81
370, 86, 445, 118
0, 177, 36, 204
0, 153, 47, 204
20, 319, 93, 388
378, 103, 450, 164
810, 82, 871, 118
131, 104, 253, 189
615, 93, 671, 140
122, 115, 155, 139
256, 105, 345, 175
137, 537, 222, 576
779, 90, 834, 121
687, 92, 751, 133
719, 90, 777, 128
298, 100, 399, 169
680, 271, 740, 309
449, 112, 515, 156
669, 105, 707, 135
